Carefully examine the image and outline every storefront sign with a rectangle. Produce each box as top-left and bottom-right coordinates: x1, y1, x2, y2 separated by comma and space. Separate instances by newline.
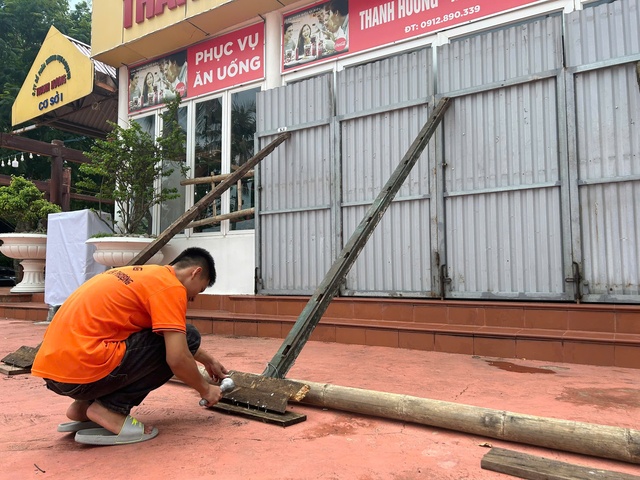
123, 0, 191, 28
187, 22, 264, 97
13, 26, 94, 126
128, 50, 188, 113
128, 22, 264, 113
283, 0, 546, 71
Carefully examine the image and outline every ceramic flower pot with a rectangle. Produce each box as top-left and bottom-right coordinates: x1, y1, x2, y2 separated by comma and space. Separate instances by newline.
85, 237, 164, 267
0, 233, 47, 293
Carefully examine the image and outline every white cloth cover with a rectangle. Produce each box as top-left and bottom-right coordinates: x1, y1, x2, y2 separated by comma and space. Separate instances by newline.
44, 210, 112, 306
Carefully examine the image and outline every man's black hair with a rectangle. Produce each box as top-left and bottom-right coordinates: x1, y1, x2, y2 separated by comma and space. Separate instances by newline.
170, 247, 217, 286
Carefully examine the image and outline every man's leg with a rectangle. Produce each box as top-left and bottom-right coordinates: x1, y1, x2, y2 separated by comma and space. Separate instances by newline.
46, 325, 201, 433
94, 324, 202, 416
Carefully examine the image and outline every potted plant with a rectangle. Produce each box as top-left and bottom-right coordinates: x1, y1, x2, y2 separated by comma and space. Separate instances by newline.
0, 175, 62, 292
79, 95, 188, 267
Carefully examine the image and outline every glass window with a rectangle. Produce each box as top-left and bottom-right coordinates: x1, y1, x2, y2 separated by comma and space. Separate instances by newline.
193, 98, 223, 233
229, 87, 259, 231
159, 106, 188, 232
132, 115, 156, 235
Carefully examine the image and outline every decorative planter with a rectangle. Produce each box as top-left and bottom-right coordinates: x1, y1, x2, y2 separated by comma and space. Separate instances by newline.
0, 233, 47, 293
85, 237, 164, 268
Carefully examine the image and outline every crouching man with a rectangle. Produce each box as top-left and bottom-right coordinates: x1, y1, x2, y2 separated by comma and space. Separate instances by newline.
32, 247, 228, 446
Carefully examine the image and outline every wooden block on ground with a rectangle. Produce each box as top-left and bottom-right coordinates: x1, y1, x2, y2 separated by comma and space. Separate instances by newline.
0, 364, 30, 376
2, 344, 40, 368
481, 447, 640, 480
224, 371, 309, 414
211, 400, 307, 427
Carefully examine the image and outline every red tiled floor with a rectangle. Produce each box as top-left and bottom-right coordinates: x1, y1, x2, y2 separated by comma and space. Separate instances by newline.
2, 318, 640, 479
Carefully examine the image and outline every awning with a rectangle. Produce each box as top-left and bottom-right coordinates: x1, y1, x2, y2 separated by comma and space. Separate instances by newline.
11, 26, 118, 138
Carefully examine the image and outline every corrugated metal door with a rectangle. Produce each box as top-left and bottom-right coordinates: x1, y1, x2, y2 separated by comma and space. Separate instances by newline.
338, 48, 437, 297
255, 74, 334, 294
438, 15, 574, 300
565, 0, 640, 302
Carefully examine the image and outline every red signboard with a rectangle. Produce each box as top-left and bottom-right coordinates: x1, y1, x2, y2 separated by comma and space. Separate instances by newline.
188, 22, 265, 97
283, 0, 547, 71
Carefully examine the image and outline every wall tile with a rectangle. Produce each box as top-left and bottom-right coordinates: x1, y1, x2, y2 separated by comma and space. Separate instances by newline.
325, 300, 354, 319
399, 331, 435, 351
474, 337, 516, 358
192, 319, 213, 335
257, 322, 282, 338
235, 322, 258, 337
563, 342, 615, 366
448, 307, 484, 326
434, 334, 474, 354
524, 309, 568, 330
310, 325, 336, 342
336, 326, 366, 345
485, 308, 524, 328
381, 303, 413, 322
515, 339, 563, 362
353, 301, 382, 321
567, 310, 615, 333
366, 329, 399, 347
614, 346, 640, 368
616, 313, 640, 335
212, 321, 234, 335
234, 297, 256, 315
413, 304, 447, 324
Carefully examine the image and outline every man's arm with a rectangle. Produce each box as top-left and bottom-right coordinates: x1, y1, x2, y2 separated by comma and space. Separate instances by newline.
163, 331, 223, 405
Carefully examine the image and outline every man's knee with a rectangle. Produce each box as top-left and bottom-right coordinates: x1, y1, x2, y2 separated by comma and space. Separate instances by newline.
186, 324, 201, 353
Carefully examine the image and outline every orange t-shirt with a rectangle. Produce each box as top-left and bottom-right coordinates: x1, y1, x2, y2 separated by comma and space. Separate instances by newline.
32, 265, 188, 384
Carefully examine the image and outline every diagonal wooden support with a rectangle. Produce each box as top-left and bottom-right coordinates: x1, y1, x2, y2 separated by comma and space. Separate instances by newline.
263, 97, 451, 378
128, 132, 290, 266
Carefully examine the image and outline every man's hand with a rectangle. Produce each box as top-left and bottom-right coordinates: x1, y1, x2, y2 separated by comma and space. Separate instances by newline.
194, 349, 228, 384
199, 384, 224, 407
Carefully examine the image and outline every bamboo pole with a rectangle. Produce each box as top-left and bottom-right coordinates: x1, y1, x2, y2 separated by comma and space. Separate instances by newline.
293, 380, 640, 465
180, 170, 254, 186
187, 208, 255, 228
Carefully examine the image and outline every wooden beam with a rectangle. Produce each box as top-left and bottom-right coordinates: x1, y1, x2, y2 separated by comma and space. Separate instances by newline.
481, 447, 640, 479
180, 170, 254, 186
128, 132, 290, 266
186, 208, 255, 228
293, 379, 640, 465
0, 133, 90, 164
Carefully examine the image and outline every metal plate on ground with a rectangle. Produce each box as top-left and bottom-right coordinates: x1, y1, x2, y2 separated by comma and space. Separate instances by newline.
211, 401, 307, 427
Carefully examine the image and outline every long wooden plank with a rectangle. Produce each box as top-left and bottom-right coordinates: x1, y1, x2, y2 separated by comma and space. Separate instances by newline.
129, 131, 290, 265
264, 97, 451, 379
481, 447, 640, 480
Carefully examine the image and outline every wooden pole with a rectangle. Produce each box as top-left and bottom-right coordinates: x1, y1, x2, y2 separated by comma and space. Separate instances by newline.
293, 380, 640, 465
50, 140, 64, 207
186, 208, 255, 228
